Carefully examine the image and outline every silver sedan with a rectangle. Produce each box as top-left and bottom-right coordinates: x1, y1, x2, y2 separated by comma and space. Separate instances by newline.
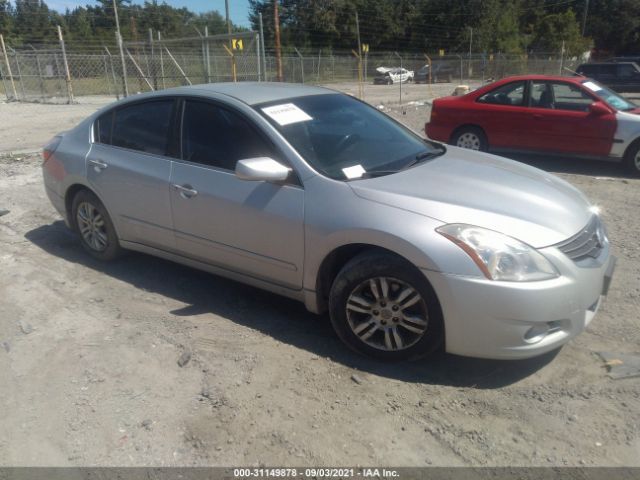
42, 83, 616, 361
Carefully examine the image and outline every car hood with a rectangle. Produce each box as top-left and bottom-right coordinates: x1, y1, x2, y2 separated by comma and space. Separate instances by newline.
349, 148, 593, 248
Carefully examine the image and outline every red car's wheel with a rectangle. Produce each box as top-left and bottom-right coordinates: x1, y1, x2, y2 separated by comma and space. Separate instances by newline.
451, 127, 488, 152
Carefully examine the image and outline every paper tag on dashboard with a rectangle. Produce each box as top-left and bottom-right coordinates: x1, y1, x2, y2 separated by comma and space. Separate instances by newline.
342, 164, 366, 179
262, 103, 313, 126
583, 81, 603, 92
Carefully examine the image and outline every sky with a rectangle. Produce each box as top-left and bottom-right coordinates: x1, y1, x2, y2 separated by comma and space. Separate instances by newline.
45, 0, 253, 27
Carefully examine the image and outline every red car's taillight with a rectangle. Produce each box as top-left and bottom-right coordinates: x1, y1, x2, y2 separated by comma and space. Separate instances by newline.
42, 136, 62, 163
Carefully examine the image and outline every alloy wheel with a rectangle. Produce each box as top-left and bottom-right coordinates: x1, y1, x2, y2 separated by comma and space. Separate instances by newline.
345, 276, 429, 351
76, 202, 108, 252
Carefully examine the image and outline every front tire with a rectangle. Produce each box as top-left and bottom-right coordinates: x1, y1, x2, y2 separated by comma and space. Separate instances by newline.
329, 251, 444, 361
72, 190, 123, 261
451, 126, 488, 152
623, 139, 640, 177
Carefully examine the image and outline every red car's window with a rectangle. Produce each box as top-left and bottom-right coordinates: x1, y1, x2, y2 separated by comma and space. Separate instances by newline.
531, 81, 592, 112
477, 81, 526, 106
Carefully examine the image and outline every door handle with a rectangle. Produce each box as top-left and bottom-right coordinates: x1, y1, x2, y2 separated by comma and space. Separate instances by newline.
532, 114, 544, 120
172, 183, 198, 199
88, 159, 108, 171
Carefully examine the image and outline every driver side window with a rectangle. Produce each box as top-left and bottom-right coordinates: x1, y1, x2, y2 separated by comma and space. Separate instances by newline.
477, 81, 525, 106
181, 100, 275, 170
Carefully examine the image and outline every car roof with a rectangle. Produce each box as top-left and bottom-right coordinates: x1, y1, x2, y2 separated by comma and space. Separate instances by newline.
494, 74, 585, 83
118, 82, 336, 107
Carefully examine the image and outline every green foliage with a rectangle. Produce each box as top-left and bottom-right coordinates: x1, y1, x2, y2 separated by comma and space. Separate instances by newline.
0, 0, 243, 49
0, 0, 638, 56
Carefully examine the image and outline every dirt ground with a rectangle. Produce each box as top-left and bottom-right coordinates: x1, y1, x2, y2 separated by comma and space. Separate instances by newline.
0, 84, 639, 467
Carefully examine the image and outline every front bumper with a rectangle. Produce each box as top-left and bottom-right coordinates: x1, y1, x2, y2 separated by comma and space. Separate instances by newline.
422, 246, 616, 360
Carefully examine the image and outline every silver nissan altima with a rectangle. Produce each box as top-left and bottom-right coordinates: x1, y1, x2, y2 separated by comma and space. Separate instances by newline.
42, 82, 616, 361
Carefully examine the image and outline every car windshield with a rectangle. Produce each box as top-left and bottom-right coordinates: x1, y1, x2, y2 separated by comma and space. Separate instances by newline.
582, 79, 636, 111
256, 94, 442, 180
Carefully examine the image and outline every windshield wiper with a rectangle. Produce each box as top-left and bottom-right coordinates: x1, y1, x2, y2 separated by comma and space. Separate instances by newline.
356, 147, 446, 179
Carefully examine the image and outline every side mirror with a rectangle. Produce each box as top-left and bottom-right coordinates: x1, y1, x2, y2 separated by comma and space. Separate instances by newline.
235, 157, 291, 182
589, 102, 612, 115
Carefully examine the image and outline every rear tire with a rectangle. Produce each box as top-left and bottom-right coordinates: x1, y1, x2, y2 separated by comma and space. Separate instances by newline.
71, 190, 123, 261
451, 126, 488, 152
623, 139, 640, 177
328, 251, 444, 361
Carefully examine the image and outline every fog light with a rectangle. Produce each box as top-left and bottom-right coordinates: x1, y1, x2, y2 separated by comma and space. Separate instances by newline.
524, 324, 550, 344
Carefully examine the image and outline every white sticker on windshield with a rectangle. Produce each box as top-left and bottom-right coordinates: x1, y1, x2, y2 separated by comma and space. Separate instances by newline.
342, 164, 366, 179
583, 81, 603, 92
262, 103, 313, 126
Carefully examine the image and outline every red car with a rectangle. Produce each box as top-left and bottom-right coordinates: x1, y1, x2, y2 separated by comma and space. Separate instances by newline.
425, 75, 640, 175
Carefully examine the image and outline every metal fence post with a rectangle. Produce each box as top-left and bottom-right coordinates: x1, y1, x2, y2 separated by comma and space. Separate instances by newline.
0, 34, 17, 100
158, 31, 166, 89
255, 33, 262, 82
258, 13, 266, 81
57, 26, 74, 103
0, 59, 9, 101
29, 45, 47, 100
13, 51, 27, 100
294, 47, 304, 83
103, 51, 113, 97
104, 46, 120, 100
204, 26, 211, 84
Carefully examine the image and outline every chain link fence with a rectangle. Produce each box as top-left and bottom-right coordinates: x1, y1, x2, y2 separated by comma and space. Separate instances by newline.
1, 35, 580, 104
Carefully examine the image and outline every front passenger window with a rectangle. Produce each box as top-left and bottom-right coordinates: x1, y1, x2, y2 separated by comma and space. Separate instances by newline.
181, 101, 274, 170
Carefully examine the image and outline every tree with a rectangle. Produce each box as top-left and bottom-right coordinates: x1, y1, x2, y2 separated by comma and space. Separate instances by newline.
0, 0, 14, 40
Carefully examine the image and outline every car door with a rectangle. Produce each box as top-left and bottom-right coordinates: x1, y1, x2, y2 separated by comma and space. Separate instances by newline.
525, 81, 616, 156
473, 80, 529, 148
86, 98, 177, 250
169, 99, 304, 289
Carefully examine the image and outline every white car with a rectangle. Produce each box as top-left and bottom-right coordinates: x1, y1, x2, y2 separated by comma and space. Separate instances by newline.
374, 67, 415, 85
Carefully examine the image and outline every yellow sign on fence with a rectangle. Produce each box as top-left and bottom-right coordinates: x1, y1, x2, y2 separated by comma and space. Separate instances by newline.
232, 39, 244, 51
362, 44, 369, 53
439, 49, 445, 57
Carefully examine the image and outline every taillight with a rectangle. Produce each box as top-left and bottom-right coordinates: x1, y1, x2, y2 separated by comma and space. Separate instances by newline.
42, 136, 62, 163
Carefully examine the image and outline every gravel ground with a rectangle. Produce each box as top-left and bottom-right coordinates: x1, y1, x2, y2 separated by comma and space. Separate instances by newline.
0, 85, 639, 467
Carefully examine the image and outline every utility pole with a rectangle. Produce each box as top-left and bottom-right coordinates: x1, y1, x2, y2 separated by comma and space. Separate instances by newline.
112, 0, 128, 97
225, 0, 232, 37
274, 0, 283, 81
582, 0, 589, 36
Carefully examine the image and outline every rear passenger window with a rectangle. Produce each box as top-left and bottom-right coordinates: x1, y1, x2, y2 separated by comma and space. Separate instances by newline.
111, 100, 174, 155
181, 100, 274, 170
94, 111, 113, 144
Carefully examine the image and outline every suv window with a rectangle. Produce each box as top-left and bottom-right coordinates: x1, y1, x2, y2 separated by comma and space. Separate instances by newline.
477, 81, 525, 106
94, 111, 113, 144
618, 63, 639, 79
578, 64, 597, 75
111, 100, 174, 155
181, 100, 274, 170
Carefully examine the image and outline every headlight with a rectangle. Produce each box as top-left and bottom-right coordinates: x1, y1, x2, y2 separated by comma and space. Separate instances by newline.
437, 224, 558, 282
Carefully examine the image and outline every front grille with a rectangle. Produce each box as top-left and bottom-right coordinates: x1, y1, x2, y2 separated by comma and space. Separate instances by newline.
556, 215, 606, 261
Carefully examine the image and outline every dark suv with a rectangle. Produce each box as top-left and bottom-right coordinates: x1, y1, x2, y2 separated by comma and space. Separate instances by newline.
575, 62, 640, 93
